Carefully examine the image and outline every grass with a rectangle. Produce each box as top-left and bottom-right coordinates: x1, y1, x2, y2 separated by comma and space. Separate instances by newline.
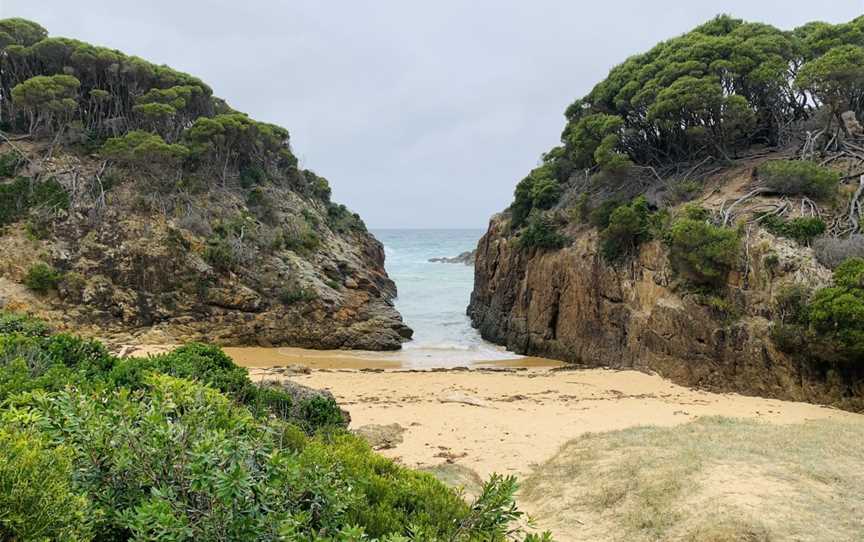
522, 417, 864, 541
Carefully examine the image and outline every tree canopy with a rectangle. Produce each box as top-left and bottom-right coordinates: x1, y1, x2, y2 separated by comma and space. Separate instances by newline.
508, 14, 864, 224
0, 18, 327, 198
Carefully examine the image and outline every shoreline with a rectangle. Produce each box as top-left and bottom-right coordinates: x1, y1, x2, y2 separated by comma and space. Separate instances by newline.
119, 344, 564, 370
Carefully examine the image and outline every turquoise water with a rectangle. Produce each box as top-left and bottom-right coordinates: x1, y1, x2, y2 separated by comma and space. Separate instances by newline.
372, 229, 520, 366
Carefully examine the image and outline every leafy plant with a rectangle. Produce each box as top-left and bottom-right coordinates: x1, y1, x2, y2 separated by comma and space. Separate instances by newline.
23, 262, 61, 293
519, 214, 568, 250
0, 427, 93, 541
666, 217, 739, 288
758, 160, 840, 199
600, 197, 653, 261
760, 214, 827, 244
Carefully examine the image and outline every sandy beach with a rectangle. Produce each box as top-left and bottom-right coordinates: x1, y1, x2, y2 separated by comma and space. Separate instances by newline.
247, 365, 858, 479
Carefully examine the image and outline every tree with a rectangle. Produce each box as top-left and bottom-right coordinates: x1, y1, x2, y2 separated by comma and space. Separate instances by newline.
797, 45, 864, 128
0, 18, 47, 47
10, 74, 80, 134
100, 130, 189, 180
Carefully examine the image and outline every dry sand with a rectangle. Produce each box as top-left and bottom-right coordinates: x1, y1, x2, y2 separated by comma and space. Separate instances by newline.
247, 365, 860, 480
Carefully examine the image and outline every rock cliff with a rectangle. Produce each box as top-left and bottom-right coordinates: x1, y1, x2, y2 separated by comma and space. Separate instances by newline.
0, 141, 412, 349
469, 162, 864, 410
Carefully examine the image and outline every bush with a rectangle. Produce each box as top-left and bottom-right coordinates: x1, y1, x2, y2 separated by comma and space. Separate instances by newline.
202, 238, 237, 272
23, 262, 61, 292
0, 314, 551, 541
0, 312, 51, 336
327, 202, 366, 233
279, 285, 317, 305
519, 214, 568, 250
813, 235, 864, 268
807, 258, 864, 362
666, 217, 739, 287
600, 197, 652, 261
511, 162, 562, 228
758, 160, 840, 199
0, 428, 93, 541
761, 215, 826, 244
0, 176, 69, 227
0, 152, 22, 177
588, 198, 622, 229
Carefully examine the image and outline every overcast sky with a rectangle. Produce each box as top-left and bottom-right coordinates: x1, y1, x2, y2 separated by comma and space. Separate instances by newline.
3, 1, 862, 228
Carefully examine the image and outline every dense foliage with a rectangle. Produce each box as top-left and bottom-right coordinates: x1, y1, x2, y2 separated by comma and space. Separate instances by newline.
760, 214, 827, 244
600, 197, 656, 261
0, 313, 552, 541
665, 209, 740, 287
507, 14, 864, 225
758, 159, 841, 199
0, 18, 334, 202
772, 258, 864, 363
807, 258, 864, 362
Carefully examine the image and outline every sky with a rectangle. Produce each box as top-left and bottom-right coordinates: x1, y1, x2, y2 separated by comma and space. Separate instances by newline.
3, 1, 862, 228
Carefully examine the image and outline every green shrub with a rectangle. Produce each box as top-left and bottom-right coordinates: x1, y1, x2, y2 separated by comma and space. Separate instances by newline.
279, 285, 317, 305
600, 197, 652, 261
807, 258, 864, 362
0, 314, 551, 541
0, 312, 51, 336
511, 162, 562, 228
283, 226, 321, 254
202, 238, 237, 272
519, 214, 568, 250
666, 217, 739, 287
0, 428, 93, 541
23, 262, 61, 292
239, 164, 266, 187
0, 176, 69, 227
327, 203, 366, 233
0, 152, 22, 177
761, 214, 826, 244
588, 198, 622, 229
758, 160, 840, 199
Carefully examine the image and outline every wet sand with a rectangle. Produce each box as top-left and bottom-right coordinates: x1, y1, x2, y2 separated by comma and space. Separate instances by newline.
122, 344, 563, 370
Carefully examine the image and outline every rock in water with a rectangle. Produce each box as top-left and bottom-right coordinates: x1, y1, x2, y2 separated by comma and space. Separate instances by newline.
428, 250, 476, 265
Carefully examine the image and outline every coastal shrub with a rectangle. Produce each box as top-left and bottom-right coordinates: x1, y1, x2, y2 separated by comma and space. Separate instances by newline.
600, 197, 652, 261
283, 225, 321, 254
0, 313, 552, 540
588, 198, 622, 229
0, 427, 93, 541
666, 217, 739, 287
0, 311, 51, 336
328, 202, 366, 233
511, 162, 562, 228
23, 262, 61, 292
761, 215, 827, 244
0, 176, 69, 227
202, 237, 237, 272
0, 152, 21, 177
279, 285, 317, 305
758, 160, 840, 199
807, 257, 864, 362
519, 214, 568, 250
0, 332, 113, 401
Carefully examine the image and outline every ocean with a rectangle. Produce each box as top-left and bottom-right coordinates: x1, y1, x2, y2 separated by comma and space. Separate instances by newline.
371, 229, 522, 366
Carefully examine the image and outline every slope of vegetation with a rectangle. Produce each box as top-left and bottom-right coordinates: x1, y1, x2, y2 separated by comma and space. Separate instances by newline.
507, 14, 864, 253
0, 312, 551, 541
0, 18, 411, 349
